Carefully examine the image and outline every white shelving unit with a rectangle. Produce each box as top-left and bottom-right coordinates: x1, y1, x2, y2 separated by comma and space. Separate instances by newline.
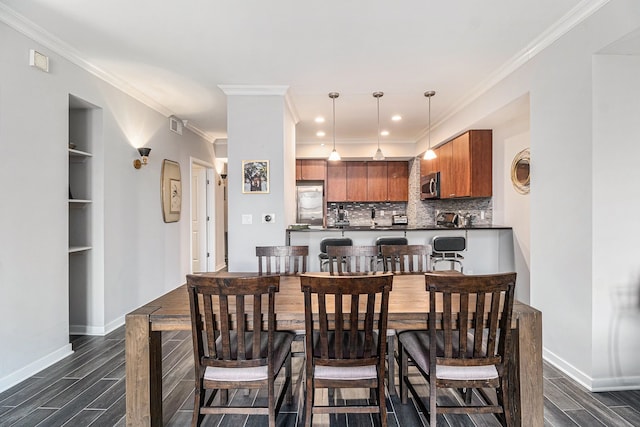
68, 95, 99, 335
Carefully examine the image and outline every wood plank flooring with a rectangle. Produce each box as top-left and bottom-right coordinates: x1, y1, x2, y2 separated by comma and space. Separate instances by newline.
0, 326, 638, 426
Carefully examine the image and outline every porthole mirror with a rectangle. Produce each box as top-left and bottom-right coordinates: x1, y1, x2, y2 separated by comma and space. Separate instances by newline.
511, 148, 530, 194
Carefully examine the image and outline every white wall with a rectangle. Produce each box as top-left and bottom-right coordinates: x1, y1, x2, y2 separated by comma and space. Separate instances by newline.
410, 0, 640, 389
0, 21, 216, 391
225, 89, 296, 271
591, 54, 640, 389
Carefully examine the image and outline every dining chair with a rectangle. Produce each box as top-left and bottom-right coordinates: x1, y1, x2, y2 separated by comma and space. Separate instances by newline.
256, 245, 308, 275
187, 274, 294, 427
327, 245, 380, 274
398, 272, 516, 426
379, 243, 431, 396
300, 273, 393, 427
374, 236, 408, 269
381, 244, 431, 274
318, 237, 353, 272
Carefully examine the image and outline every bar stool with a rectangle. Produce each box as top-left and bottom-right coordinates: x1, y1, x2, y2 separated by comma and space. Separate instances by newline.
431, 235, 465, 272
318, 237, 352, 272
375, 236, 407, 269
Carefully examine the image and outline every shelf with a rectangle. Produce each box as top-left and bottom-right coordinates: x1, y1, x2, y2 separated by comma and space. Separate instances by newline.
69, 246, 92, 254
69, 148, 92, 158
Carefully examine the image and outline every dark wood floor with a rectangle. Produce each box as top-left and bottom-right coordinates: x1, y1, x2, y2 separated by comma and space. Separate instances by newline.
0, 326, 639, 426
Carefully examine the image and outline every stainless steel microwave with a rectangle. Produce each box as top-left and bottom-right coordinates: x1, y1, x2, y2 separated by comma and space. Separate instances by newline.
420, 172, 440, 200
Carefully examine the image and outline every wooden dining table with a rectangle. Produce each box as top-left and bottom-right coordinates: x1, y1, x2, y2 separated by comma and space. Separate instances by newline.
125, 272, 542, 427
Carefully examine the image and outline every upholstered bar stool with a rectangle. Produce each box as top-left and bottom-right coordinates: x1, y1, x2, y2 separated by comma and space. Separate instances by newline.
318, 237, 352, 272
430, 235, 465, 272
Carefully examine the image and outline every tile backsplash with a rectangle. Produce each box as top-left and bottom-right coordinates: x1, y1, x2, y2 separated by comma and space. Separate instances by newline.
326, 202, 407, 227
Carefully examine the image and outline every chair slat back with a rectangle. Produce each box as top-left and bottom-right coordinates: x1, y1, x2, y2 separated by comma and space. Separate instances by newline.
256, 245, 308, 275
327, 245, 380, 274
425, 273, 516, 369
381, 244, 431, 274
301, 274, 393, 369
187, 274, 280, 370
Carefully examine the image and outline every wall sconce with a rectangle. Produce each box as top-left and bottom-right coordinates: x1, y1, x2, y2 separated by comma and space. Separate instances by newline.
218, 173, 227, 186
133, 147, 151, 169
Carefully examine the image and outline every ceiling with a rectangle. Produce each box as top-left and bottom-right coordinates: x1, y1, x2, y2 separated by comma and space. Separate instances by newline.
2, 0, 598, 146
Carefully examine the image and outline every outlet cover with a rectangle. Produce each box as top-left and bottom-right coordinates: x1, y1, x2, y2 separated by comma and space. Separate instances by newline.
242, 214, 252, 224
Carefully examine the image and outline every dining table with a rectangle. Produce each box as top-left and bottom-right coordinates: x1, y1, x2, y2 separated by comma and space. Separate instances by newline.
125, 272, 542, 427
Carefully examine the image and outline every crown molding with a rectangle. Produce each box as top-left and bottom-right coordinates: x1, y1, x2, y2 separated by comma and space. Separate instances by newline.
0, 3, 214, 143
218, 85, 299, 124
416, 0, 610, 142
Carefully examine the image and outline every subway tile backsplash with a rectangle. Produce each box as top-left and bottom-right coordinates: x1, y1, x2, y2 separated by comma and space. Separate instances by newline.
325, 157, 493, 228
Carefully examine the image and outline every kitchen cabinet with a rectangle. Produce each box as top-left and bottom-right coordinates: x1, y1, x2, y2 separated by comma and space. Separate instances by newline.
420, 152, 440, 177
326, 161, 408, 202
346, 161, 367, 201
296, 159, 326, 180
367, 161, 387, 201
326, 161, 347, 202
387, 161, 408, 201
439, 130, 492, 199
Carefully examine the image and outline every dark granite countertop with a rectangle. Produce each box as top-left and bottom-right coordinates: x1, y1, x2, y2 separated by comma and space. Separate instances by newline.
287, 225, 512, 232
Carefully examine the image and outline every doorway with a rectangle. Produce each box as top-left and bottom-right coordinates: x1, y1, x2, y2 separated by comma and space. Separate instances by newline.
191, 161, 215, 272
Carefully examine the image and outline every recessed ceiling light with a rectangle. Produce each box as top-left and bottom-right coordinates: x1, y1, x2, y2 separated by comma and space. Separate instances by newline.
316, 131, 326, 137
391, 115, 402, 121
381, 130, 389, 136
320, 143, 325, 146
315, 116, 325, 123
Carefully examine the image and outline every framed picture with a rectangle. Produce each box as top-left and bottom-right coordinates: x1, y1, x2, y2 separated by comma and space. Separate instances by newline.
242, 160, 269, 194
162, 159, 181, 222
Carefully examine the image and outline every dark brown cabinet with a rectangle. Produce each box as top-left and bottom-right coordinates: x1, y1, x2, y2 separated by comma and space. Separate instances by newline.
438, 130, 492, 199
346, 161, 368, 202
367, 162, 388, 201
326, 161, 408, 202
326, 161, 347, 202
387, 161, 408, 201
296, 159, 326, 181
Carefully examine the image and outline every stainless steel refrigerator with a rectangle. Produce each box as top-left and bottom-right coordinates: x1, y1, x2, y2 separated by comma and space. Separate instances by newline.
296, 182, 324, 226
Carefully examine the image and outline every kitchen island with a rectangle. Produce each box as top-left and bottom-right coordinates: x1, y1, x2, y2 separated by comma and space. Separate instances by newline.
286, 225, 514, 273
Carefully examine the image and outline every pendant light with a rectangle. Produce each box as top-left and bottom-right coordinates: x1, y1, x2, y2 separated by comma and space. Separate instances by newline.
328, 92, 341, 161
423, 91, 437, 160
372, 91, 385, 161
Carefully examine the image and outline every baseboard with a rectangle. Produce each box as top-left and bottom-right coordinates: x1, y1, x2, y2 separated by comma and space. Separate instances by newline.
544, 347, 640, 391
0, 344, 73, 393
69, 316, 125, 337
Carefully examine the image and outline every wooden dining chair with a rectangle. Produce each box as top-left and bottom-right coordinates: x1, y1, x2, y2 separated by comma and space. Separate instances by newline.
379, 244, 431, 397
398, 272, 516, 426
187, 274, 294, 427
381, 244, 431, 274
256, 245, 308, 275
300, 273, 393, 427
327, 245, 380, 274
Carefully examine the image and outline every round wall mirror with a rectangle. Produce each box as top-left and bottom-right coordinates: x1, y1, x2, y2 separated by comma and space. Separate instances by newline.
511, 148, 530, 194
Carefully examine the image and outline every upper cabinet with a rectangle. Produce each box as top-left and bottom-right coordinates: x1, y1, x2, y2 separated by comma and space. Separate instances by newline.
296, 159, 326, 181
386, 161, 409, 201
438, 130, 492, 199
326, 160, 408, 202
326, 161, 347, 202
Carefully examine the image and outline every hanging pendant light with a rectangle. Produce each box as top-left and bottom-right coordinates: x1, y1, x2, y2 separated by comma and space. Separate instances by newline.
328, 92, 341, 161
372, 91, 385, 161
423, 91, 437, 160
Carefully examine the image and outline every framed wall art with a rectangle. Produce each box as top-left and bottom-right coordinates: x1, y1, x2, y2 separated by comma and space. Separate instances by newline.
242, 160, 269, 194
162, 159, 181, 222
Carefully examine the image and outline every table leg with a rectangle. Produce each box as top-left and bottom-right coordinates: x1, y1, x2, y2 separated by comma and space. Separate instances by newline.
126, 307, 163, 427
508, 306, 543, 426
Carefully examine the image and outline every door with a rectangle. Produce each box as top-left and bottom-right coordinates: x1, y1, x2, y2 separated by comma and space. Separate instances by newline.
191, 162, 214, 273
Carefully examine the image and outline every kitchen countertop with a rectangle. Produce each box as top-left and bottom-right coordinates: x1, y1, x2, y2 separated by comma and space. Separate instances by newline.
288, 224, 512, 231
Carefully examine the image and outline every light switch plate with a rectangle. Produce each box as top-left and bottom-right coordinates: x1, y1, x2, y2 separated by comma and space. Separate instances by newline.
242, 214, 252, 224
